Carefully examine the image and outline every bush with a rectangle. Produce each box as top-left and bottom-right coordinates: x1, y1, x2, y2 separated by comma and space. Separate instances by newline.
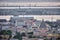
28, 35, 36, 38
21, 33, 26, 36
27, 32, 33, 34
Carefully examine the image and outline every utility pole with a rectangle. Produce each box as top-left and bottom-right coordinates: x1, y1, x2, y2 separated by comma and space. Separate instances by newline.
51, 16, 56, 40
13, 15, 18, 32
51, 16, 53, 22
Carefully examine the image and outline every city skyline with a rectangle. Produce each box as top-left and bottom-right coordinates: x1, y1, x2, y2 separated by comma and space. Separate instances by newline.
0, 0, 60, 40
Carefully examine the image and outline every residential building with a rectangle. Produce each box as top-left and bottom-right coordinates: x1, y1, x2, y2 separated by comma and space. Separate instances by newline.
0, 19, 11, 30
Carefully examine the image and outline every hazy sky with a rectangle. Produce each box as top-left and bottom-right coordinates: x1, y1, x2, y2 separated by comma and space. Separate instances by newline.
0, 0, 60, 2
0, 0, 60, 7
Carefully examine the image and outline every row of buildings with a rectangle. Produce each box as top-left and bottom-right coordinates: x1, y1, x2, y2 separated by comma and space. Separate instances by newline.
0, 16, 60, 40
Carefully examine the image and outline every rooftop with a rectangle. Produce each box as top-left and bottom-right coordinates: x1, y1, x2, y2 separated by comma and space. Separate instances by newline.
0, 19, 7, 22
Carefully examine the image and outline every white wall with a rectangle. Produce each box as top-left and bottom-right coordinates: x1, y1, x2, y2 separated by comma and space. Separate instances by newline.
0, 15, 60, 21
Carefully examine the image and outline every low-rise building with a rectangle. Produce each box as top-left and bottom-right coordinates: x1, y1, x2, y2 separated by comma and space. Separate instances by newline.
0, 19, 11, 30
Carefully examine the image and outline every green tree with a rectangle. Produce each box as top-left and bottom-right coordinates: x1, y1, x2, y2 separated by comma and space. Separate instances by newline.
0, 30, 12, 39
13, 32, 22, 40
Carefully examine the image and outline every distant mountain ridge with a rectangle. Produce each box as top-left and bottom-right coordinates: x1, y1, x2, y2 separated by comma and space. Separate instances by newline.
0, 8, 60, 15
